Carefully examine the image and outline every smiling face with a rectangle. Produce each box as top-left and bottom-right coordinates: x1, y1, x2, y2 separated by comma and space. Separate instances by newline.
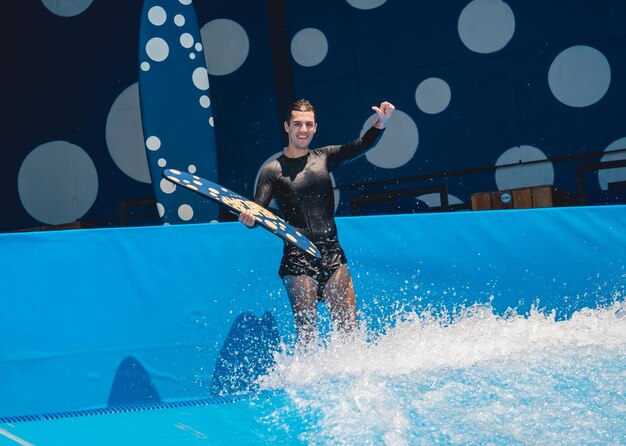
284, 110, 317, 152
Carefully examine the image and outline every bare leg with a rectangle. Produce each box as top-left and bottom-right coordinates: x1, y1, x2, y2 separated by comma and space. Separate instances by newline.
283, 274, 319, 348
322, 264, 358, 333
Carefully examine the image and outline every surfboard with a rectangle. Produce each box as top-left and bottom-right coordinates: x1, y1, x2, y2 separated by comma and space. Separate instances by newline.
163, 169, 321, 259
138, 0, 219, 224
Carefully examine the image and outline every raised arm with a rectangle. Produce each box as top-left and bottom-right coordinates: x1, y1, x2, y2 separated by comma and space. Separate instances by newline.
325, 101, 395, 168
372, 101, 395, 129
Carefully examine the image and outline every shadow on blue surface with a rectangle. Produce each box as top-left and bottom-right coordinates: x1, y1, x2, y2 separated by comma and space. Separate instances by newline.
211, 311, 281, 396
108, 357, 161, 407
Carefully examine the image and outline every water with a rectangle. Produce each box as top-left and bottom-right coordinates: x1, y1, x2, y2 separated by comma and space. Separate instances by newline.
251, 301, 626, 445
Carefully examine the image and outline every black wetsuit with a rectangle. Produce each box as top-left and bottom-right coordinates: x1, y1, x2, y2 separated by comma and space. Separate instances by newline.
254, 126, 385, 295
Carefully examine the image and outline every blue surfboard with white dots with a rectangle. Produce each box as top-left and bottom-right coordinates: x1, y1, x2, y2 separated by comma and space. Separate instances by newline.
138, 0, 219, 223
163, 169, 321, 259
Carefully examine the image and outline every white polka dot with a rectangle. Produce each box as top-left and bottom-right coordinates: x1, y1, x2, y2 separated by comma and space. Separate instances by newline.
415, 77, 451, 114
201, 19, 249, 75
18, 141, 98, 225
417, 193, 463, 208
178, 0, 191, 5
194, 42, 203, 52
41, 0, 93, 17
156, 202, 165, 217
146, 135, 161, 151
209, 116, 214, 127
158, 158, 167, 167
363, 110, 418, 169
178, 204, 194, 221
180, 32, 194, 49
199, 95, 210, 108
345, 0, 387, 9
106, 83, 151, 183
458, 0, 515, 54
160, 178, 176, 194
146, 37, 169, 62
140, 61, 150, 72
548, 45, 611, 108
495, 145, 554, 190
148, 6, 166, 26
174, 14, 185, 26
291, 28, 328, 67
192, 67, 210, 91
598, 137, 626, 190
188, 165, 197, 174
189, 53, 196, 60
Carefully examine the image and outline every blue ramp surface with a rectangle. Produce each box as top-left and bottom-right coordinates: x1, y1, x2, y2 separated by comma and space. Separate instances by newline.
0, 205, 624, 421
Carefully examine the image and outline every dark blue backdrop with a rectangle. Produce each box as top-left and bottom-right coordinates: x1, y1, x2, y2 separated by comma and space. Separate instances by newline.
3, 0, 626, 232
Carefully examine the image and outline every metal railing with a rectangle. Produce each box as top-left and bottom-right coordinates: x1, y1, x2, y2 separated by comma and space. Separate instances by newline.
340, 147, 626, 214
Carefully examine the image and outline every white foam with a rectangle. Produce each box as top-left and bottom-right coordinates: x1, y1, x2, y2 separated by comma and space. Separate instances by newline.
257, 301, 626, 445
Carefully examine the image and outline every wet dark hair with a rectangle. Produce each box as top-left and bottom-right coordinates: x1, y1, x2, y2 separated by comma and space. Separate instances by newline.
286, 99, 316, 123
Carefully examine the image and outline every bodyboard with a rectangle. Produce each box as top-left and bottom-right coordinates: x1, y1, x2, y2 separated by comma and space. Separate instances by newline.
163, 169, 320, 258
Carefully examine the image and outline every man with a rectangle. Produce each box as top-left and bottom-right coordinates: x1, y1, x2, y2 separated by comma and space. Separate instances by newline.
239, 99, 395, 346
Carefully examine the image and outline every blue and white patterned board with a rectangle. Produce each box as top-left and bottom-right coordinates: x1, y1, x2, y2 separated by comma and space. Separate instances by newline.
163, 169, 321, 259
138, 0, 219, 224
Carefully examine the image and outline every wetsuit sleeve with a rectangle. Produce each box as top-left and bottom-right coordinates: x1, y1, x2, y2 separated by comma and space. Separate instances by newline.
324, 126, 385, 170
253, 161, 275, 208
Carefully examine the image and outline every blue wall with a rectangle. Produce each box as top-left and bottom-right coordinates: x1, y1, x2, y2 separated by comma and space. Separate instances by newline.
1, 205, 624, 418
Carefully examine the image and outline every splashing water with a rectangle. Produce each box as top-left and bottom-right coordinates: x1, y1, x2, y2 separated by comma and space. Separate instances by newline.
253, 301, 626, 445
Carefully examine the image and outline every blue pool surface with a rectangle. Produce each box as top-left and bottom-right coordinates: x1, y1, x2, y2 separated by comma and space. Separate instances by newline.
2, 302, 625, 445
1, 206, 624, 444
